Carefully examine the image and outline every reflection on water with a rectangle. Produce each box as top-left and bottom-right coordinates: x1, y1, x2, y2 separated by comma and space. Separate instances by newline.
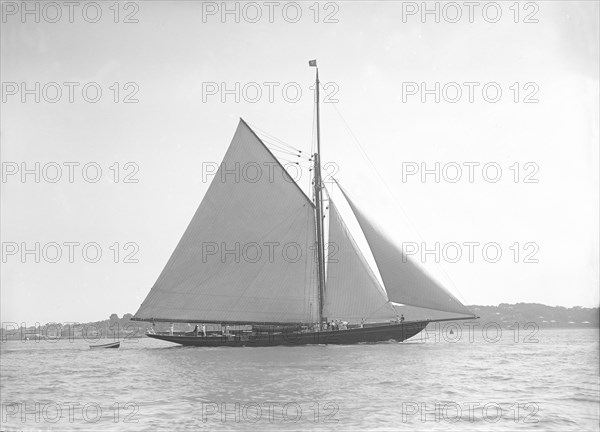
1, 327, 598, 431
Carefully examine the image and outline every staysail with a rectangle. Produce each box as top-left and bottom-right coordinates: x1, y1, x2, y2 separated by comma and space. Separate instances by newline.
133, 119, 318, 324
340, 189, 474, 317
324, 199, 397, 322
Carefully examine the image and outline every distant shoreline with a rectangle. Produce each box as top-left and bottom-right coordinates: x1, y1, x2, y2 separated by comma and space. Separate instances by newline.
2, 303, 598, 341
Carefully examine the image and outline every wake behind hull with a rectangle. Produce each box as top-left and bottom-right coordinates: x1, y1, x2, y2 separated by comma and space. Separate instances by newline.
146, 321, 429, 347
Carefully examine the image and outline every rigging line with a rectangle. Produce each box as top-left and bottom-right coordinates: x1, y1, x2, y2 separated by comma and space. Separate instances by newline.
249, 123, 298, 149
275, 158, 302, 165
288, 158, 312, 165
273, 156, 311, 167
272, 157, 306, 167
298, 158, 314, 165
247, 123, 303, 153
309, 92, 317, 200
274, 155, 312, 164
279, 151, 313, 162
266, 146, 301, 157
254, 132, 303, 156
263, 137, 302, 154
269, 151, 305, 162
328, 102, 470, 307
264, 146, 310, 161
263, 132, 302, 153
262, 138, 301, 154
263, 139, 312, 162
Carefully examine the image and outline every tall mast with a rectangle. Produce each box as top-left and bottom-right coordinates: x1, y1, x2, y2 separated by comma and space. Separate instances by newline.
310, 59, 326, 327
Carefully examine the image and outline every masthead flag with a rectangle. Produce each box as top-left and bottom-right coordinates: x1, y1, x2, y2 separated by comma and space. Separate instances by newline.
309, 60, 317, 67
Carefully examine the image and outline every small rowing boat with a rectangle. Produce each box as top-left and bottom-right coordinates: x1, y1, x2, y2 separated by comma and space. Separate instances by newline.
89, 341, 120, 349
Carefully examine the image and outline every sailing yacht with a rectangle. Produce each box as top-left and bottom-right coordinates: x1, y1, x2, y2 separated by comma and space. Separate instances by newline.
132, 61, 477, 346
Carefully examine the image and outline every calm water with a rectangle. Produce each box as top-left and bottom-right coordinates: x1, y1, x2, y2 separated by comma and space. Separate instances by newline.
1, 327, 598, 431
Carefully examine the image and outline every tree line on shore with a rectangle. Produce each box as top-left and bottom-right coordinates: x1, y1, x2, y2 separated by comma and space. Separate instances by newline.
2, 303, 598, 341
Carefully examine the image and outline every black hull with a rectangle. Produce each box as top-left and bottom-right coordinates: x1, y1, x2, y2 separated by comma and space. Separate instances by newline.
146, 321, 429, 347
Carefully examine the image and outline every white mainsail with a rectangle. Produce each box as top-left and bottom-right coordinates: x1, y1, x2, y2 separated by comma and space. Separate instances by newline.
340, 189, 474, 317
134, 119, 318, 324
324, 199, 398, 323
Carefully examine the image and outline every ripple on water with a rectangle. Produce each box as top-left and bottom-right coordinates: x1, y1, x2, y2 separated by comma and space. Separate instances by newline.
0, 328, 598, 431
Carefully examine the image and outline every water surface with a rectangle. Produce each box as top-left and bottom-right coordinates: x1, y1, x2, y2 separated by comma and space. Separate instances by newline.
1, 327, 598, 431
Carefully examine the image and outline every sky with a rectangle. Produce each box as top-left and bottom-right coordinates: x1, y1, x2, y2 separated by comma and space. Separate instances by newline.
1, 1, 599, 324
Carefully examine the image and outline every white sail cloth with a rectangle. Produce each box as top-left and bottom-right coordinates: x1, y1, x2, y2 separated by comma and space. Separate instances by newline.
340, 189, 474, 317
324, 199, 398, 323
134, 120, 318, 324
